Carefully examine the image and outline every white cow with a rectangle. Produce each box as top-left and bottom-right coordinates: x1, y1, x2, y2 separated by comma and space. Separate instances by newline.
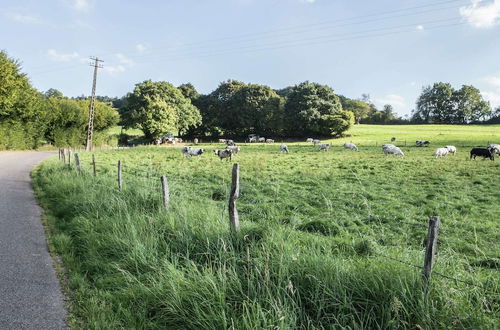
318, 143, 330, 151
434, 147, 449, 158
383, 145, 404, 157
182, 146, 204, 157
306, 138, 314, 143
214, 149, 233, 161
312, 139, 321, 145
445, 145, 457, 155
487, 144, 500, 156
280, 144, 289, 153
258, 137, 266, 142
226, 145, 240, 154
344, 143, 358, 151
266, 139, 274, 143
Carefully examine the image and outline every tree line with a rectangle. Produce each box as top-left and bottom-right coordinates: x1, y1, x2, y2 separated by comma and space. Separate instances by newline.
0, 51, 118, 150
2, 49, 499, 150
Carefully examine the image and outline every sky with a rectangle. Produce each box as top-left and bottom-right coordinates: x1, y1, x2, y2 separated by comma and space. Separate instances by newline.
2, 0, 500, 116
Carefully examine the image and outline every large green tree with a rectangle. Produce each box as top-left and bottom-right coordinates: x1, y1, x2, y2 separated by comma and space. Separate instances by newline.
343, 99, 371, 124
122, 80, 201, 139
283, 81, 352, 136
413, 82, 490, 123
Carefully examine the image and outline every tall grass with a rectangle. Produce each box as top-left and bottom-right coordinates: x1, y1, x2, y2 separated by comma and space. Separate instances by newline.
34, 132, 499, 329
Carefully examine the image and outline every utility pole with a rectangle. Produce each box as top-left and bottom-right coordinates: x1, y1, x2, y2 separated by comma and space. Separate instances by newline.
86, 57, 103, 151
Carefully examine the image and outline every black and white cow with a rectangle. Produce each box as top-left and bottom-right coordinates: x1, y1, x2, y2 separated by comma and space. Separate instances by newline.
181, 146, 204, 157
280, 144, 289, 153
470, 148, 494, 160
416, 140, 430, 147
214, 149, 233, 161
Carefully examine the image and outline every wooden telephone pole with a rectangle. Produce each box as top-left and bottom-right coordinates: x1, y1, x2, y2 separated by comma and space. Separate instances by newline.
86, 57, 103, 151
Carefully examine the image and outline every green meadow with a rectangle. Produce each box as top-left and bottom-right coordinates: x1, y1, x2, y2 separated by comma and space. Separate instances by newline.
34, 125, 500, 329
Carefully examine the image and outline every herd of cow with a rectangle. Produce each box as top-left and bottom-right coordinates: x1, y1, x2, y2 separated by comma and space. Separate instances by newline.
179, 138, 500, 161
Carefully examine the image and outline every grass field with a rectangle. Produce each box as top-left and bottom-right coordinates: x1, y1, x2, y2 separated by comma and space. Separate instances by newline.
34, 125, 500, 329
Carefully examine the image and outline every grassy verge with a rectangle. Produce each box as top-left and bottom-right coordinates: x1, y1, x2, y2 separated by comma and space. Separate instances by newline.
33, 128, 499, 329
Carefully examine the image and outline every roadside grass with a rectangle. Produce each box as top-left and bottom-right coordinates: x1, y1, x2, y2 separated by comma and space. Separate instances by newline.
34, 126, 500, 329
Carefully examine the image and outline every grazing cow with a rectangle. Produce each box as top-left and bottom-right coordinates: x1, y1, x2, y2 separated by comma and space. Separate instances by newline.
306, 138, 314, 143
266, 139, 274, 143
226, 139, 235, 146
312, 139, 321, 145
434, 147, 449, 158
218, 139, 227, 143
344, 143, 358, 151
391, 137, 396, 142
470, 148, 494, 160
226, 145, 240, 154
383, 145, 404, 157
182, 146, 204, 157
214, 149, 233, 161
416, 140, 430, 147
193, 138, 199, 144
258, 137, 266, 142
280, 144, 289, 153
248, 137, 257, 143
445, 145, 457, 155
318, 143, 330, 151
487, 144, 500, 156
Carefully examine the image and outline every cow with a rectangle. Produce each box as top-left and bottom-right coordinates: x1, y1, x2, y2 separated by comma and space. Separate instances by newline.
226, 145, 240, 154
318, 143, 330, 151
306, 138, 314, 143
487, 144, 500, 156
225, 139, 235, 146
218, 139, 227, 143
214, 149, 233, 161
391, 137, 396, 142
416, 140, 430, 147
383, 145, 404, 157
344, 143, 358, 151
280, 144, 289, 153
445, 145, 457, 155
193, 138, 199, 144
470, 148, 494, 160
434, 147, 449, 158
182, 146, 204, 157
248, 137, 257, 143
258, 137, 266, 142
312, 139, 321, 145
266, 139, 274, 143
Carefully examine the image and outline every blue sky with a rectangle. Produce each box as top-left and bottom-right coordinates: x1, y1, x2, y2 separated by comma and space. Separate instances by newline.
2, 0, 500, 116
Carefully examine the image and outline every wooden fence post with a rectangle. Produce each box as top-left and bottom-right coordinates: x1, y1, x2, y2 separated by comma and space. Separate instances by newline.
422, 216, 440, 287
118, 160, 122, 190
92, 154, 96, 177
228, 163, 240, 233
58, 149, 61, 160
75, 153, 81, 172
161, 176, 169, 210
404, 139, 407, 147
68, 149, 72, 167
62, 149, 66, 164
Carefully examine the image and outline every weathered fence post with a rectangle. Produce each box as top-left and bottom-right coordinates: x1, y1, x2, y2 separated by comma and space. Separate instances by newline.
228, 163, 240, 233
58, 149, 61, 160
62, 149, 66, 164
68, 149, 72, 167
161, 176, 169, 210
75, 153, 81, 172
404, 139, 407, 147
422, 216, 440, 287
118, 160, 122, 190
92, 154, 96, 177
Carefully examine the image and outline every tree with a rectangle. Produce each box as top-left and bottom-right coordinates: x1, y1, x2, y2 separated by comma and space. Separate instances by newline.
413, 82, 490, 124
121, 80, 201, 140
283, 81, 351, 136
343, 99, 371, 124
44, 88, 64, 98
178, 83, 200, 101
382, 104, 396, 122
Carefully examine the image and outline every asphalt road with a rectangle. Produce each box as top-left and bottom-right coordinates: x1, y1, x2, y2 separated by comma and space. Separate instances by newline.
0, 151, 66, 329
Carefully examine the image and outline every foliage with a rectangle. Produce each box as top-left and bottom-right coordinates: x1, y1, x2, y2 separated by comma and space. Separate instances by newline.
121, 80, 201, 140
284, 81, 351, 136
413, 83, 491, 123
33, 126, 500, 328
342, 99, 372, 124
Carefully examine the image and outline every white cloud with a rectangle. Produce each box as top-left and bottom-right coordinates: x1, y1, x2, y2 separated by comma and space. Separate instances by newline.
301, 0, 316, 3
103, 65, 126, 74
72, 0, 92, 11
375, 94, 406, 109
136, 43, 147, 53
416, 25, 424, 30
116, 53, 134, 66
47, 49, 80, 62
6, 12, 43, 24
459, 0, 500, 28
482, 75, 500, 108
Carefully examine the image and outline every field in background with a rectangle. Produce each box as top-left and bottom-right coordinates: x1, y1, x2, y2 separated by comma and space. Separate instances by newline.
33, 125, 499, 329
